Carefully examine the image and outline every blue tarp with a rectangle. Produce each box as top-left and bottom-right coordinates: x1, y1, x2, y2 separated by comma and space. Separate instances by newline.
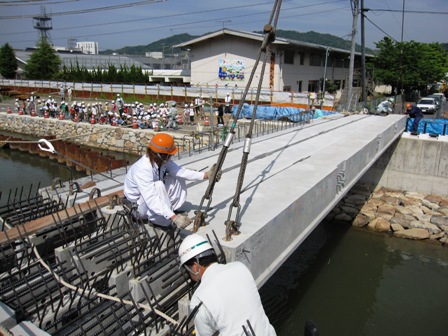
231, 104, 335, 122
407, 118, 448, 134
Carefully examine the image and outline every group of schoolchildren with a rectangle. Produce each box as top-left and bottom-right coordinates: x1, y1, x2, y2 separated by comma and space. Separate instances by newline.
13, 93, 209, 130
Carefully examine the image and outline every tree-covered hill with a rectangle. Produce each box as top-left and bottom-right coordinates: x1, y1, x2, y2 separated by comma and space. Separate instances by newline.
100, 29, 377, 56
262, 29, 376, 54
100, 33, 198, 55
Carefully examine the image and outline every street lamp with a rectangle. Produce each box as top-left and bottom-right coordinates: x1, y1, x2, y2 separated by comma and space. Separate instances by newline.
321, 47, 330, 108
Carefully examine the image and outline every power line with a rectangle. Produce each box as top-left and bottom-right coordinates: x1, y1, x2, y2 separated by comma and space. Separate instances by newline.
0, 0, 81, 6
0, 0, 349, 41
6, 5, 349, 46
365, 9, 448, 15
363, 14, 397, 42
0, 0, 166, 19
0, 1, 276, 35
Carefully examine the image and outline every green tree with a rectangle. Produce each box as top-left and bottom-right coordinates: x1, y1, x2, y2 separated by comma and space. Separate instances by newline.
371, 37, 448, 93
24, 39, 61, 79
0, 43, 18, 79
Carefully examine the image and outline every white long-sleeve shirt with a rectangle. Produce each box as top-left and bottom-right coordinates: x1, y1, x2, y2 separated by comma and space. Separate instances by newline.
124, 155, 204, 220
191, 262, 276, 336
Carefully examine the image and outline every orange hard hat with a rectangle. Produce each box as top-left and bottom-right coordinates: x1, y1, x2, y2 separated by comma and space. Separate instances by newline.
149, 133, 178, 155
405, 103, 411, 109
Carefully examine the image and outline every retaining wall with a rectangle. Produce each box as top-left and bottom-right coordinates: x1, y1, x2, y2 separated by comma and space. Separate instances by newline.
0, 113, 155, 155
361, 135, 448, 196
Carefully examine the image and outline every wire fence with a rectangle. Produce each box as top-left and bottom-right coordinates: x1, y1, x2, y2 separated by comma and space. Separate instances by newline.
0, 79, 336, 108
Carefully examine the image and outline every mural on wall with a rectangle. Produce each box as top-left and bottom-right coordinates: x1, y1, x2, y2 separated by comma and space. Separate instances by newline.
218, 59, 245, 81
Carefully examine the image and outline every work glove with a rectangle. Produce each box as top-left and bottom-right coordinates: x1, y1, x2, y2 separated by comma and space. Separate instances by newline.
173, 214, 192, 229
207, 163, 222, 182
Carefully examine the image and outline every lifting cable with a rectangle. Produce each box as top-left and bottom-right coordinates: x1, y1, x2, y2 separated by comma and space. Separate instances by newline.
193, 0, 283, 238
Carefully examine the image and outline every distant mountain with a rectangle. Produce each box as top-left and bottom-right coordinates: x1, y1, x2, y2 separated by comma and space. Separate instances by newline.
100, 30, 376, 56
100, 33, 198, 55
259, 29, 376, 54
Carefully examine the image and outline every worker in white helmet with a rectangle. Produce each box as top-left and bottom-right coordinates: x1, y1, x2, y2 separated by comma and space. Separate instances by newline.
375, 97, 395, 115
178, 234, 276, 336
224, 92, 232, 114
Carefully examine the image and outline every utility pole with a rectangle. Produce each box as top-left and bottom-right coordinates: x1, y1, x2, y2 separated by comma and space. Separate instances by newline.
321, 47, 329, 109
347, 0, 359, 111
361, 0, 366, 105
399, 0, 406, 113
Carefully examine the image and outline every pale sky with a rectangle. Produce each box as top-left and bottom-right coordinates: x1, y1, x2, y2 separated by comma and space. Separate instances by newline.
0, 0, 446, 51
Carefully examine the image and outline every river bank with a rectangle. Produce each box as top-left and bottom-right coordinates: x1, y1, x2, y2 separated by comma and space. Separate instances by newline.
329, 184, 448, 246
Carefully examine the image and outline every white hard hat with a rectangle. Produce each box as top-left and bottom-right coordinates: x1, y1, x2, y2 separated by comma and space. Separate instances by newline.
184, 104, 188, 107
178, 234, 214, 266
190, 103, 193, 107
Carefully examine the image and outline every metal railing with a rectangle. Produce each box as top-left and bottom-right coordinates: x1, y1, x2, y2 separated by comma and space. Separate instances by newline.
172, 111, 313, 159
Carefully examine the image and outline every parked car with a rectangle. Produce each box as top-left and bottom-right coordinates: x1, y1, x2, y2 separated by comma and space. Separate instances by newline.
417, 97, 438, 114
427, 94, 443, 110
431, 92, 446, 103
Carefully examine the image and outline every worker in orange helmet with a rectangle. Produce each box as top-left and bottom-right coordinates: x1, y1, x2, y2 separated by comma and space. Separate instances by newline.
123, 133, 221, 229
404, 103, 423, 134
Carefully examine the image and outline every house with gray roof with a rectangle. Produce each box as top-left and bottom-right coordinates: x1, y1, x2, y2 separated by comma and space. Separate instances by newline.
175, 28, 371, 95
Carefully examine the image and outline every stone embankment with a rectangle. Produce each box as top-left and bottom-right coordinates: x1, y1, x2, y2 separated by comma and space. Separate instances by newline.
0, 114, 172, 155
328, 186, 448, 246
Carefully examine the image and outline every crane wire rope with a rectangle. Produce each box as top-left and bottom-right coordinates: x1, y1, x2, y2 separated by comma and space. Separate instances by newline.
193, 0, 283, 237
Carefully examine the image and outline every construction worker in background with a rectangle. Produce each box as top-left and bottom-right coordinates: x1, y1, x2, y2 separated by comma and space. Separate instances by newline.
217, 103, 225, 126
166, 102, 178, 129
404, 103, 423, 134
123, 133, 221, 229
224, 92, 232, 114
375, 97, 394, 115
59, 85, 65, 101
15, 98, 20, 113
67, 86, 72, 102
116, 94, 124, 115
194, 95, 201, 117
178, 234, 277, 336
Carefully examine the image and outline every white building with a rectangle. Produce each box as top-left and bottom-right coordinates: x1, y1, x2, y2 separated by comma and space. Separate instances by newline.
76, 41, 99, 55
175, 28, 370, 94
